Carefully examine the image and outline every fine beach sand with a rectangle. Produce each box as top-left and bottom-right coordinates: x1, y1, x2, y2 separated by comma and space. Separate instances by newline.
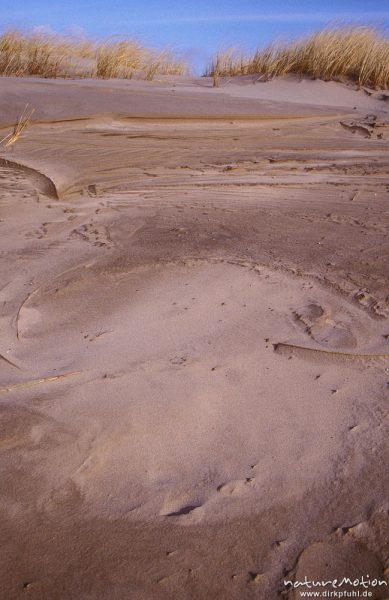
0, 74, 388, 599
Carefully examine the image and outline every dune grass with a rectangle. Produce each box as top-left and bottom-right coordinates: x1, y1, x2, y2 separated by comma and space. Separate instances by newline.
96, 40, 186, 79
0, 30, 188, 80
206, 27, 389, 89
0, 30, 84, 77
0, 104, 35, 147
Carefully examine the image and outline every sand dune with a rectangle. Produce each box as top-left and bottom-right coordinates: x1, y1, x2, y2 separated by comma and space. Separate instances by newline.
0, 76, 388, 599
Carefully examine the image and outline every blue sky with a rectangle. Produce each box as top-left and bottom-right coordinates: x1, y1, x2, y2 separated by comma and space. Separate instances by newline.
1, 1, 389, 71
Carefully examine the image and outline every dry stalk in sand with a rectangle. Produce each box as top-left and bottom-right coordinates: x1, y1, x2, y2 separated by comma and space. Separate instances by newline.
274, 342, 389, 360
0, 371, 82, 393
212, 55, 220, 87
0, 352, 21, 369
0, 105, 35, 148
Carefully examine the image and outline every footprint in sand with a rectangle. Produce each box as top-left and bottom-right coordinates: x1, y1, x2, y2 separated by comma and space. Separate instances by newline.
217, 478, 254, 495
293, 302, 357, 349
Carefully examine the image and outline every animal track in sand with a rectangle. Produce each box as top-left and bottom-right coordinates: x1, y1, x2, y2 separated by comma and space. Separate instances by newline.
71, 222, 112, 247
87, 184, 101, 197
25, 220, 69, 240
169, 356, 188, 366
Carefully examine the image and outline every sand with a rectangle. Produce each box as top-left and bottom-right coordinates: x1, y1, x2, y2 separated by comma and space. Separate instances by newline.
0, 74, 388, 599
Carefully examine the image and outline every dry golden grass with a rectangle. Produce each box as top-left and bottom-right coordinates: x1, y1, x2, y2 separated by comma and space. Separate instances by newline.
206, 27, 389, 89
0, 104, 35, 147
0, 30, 188, 80
0, 30, 81, 77
96, 40, 186, 79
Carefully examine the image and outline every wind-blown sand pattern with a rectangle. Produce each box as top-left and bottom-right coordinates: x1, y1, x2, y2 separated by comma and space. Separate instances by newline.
0, 75, 388, 599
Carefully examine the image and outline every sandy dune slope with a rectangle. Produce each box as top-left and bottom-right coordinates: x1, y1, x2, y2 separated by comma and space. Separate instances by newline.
0, 76, 388, 600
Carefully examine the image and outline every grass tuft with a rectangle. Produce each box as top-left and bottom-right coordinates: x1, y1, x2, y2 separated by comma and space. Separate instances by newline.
0, 30, 188, 80
205, 27, 389, 89
0, 104, 35, 147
